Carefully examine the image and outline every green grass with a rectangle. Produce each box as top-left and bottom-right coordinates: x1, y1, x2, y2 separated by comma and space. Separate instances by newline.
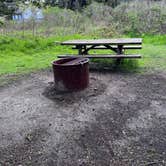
123, 35, 166, 71
90, 35, 166, 71
0, 34, 87, 75
139, 44, 166, 70
0, 34, 166, 75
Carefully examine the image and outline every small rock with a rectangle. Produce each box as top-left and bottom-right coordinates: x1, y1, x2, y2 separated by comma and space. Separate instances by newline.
41, 138, 46, 142
38, 151, 43, 155
149, 140, 153, 146
122, 130, 126, 135
25, 134, 32, 142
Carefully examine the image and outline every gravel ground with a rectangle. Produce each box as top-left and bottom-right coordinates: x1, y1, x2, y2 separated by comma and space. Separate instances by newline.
0, 70, 166, 166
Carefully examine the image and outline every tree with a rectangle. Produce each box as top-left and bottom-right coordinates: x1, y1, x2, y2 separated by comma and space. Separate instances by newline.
43, 0, 88, 10
0, 0, 19, 18
55, 0, 123, 10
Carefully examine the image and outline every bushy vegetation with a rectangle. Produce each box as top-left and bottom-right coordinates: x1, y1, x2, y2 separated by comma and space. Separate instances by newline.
1, 0, 165, 37
0, 34, 166, 75
0, 0, 133, 16
84, 0, 166, 35
0, 34, 89, 75
0, 0, 166, 76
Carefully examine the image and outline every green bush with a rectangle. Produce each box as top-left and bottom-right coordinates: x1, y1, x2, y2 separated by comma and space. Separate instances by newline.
0, 0, 165, 38
113, 0, 166, 35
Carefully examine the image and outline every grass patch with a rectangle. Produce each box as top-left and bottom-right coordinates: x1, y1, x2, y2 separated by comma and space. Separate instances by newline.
0, 34, 166, 76
90, 35, 166, 72
0, 34, 90, 75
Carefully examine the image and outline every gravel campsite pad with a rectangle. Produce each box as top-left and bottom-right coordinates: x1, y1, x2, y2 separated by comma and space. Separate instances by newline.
0, 70, 166, 166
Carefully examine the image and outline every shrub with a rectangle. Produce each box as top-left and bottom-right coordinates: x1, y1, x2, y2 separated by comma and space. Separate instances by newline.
0, 0, 165, 37
113, 0, 166, 35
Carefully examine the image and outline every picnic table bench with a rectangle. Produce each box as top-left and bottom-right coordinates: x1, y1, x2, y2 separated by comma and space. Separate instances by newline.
58, 38, 142, 60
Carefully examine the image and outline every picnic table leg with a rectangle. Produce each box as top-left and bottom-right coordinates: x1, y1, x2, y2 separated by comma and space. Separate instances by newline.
83, 45, 88, 55
117, 45, 123, 54
77, 45, 83, 55
78, 45, 89, 55
78, 45, 88, 55
116, 45, 123, 65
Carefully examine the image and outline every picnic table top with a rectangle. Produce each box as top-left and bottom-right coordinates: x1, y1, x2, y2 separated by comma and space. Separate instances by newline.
61, 38, 142, 46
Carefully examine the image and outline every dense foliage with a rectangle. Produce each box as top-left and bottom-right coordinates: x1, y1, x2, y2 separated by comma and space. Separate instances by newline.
0, 0, 18, 18
0, 0, 165, 35
0, 0, 164, 18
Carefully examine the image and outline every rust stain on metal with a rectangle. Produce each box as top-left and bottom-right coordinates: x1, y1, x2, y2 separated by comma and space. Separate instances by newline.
52, 58, 89, 91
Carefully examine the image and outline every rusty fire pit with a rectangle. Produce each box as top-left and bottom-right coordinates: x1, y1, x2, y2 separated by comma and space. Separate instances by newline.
52, 57, 89, 91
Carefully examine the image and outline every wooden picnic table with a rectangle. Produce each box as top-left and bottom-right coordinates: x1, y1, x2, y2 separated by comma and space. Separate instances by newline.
59, 38, 142, 59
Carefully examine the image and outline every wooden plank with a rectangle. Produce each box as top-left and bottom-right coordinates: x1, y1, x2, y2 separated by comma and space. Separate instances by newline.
123, 45, 142, 49
72, 45, 142, 50
61, 38, 142, 45
58, 54, 142, 59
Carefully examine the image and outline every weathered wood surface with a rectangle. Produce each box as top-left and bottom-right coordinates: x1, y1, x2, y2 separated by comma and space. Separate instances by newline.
61, 38, 142, 45
72, 45, 142, 50
58, 54, 141, 59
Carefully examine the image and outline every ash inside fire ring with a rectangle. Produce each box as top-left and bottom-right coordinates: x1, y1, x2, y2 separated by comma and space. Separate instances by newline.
43, 76, 106, 104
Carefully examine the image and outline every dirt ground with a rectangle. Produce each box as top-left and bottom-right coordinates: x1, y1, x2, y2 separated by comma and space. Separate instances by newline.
0, 70, 166, 166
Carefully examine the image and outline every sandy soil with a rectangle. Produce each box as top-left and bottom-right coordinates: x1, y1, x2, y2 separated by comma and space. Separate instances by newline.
0, 70, 166, 166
